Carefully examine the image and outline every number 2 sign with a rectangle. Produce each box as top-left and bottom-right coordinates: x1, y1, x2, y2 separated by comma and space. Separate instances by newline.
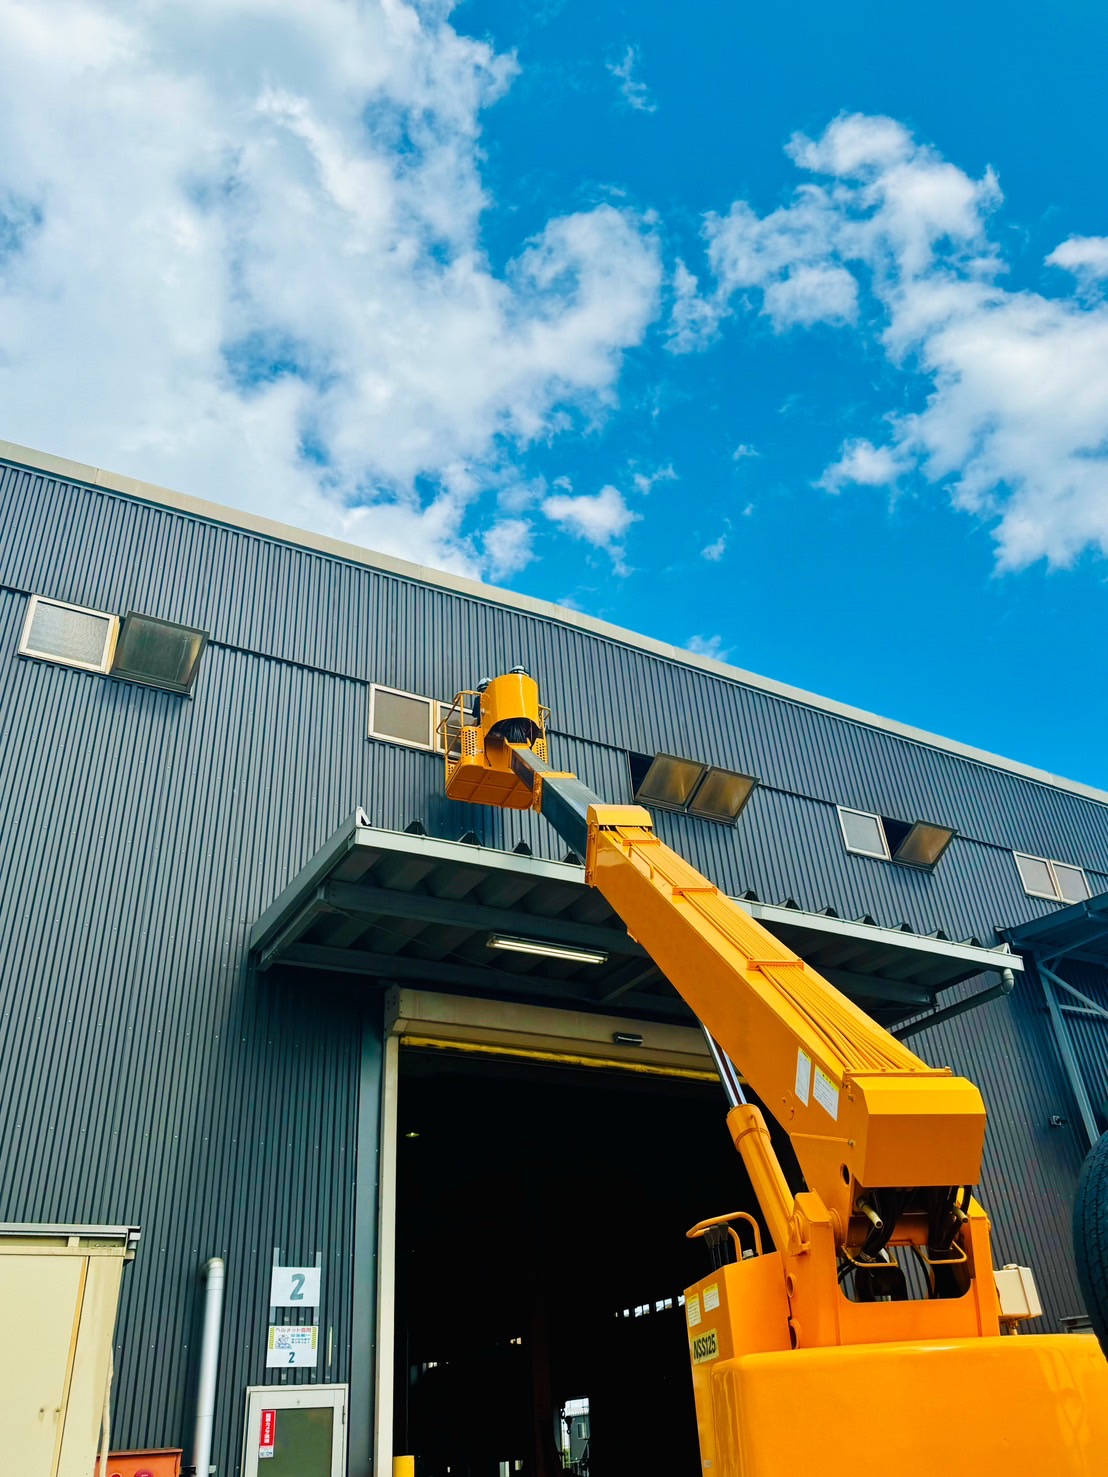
271, 1265, 321, 1308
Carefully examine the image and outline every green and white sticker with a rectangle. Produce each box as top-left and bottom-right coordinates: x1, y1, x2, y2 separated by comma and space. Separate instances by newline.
813, 1066, 839, 1120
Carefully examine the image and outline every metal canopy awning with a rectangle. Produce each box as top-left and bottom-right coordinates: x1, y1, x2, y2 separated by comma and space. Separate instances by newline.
740, 900, 1019, 1020
249, 811, 1021, 1028
1003, 893, 1108, 965
1003, 894, 1108, 1149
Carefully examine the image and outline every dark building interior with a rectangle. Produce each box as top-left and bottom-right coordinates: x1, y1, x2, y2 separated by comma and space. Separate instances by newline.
393, 1049, 766, 1477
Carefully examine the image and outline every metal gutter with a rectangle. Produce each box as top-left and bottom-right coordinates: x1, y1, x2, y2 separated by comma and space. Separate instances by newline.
893, 969, 1016, 1041
4, 437, 1108, 808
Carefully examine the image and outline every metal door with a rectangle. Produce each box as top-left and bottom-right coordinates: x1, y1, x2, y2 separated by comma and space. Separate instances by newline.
241, 1385, 347, 1477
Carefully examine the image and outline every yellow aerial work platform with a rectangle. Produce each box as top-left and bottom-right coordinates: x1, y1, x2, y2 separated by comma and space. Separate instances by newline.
435, 670, 1108, 1476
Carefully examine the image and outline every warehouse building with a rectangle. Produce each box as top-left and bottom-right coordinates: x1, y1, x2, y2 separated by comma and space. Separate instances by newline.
1, 439, 1105, 1476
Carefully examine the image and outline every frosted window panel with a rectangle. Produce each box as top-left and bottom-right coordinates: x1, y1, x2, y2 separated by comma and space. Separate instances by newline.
1053, 864, 1090, 904
689, 768, 756, 821
1014, 854, 1056, 898
25, 600, 112, 668
373, 688, 433, 746
635, 754, 706, 808
839, 809, 888, 858
894, 822, 955, 868
113, 613, 207, 693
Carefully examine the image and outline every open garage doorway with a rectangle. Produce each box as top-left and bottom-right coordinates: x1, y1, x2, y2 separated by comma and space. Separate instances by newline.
392, 1046, 755, 1476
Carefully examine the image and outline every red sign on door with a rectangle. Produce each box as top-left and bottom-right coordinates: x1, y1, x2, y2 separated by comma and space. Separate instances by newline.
259, 1408, 277, 1459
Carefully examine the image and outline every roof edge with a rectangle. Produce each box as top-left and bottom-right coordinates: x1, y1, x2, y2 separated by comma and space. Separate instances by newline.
4, 436, 1108, 808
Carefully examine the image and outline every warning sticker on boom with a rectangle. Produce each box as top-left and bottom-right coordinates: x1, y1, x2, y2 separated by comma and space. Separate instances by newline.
795, 1050, 811, 1105
687, 1294, 702, 1328
813, 1067, 839, 1120
703, 1282, 720, 1311
691, 1329, 719, 1364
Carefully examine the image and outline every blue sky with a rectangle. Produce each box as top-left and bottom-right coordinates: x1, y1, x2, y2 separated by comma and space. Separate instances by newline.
2, 1, 1107, 784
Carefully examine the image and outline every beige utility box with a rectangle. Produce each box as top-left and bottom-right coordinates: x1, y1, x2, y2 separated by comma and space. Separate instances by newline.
0, 1223, 140, 1477
994, 1262, 1043, 1324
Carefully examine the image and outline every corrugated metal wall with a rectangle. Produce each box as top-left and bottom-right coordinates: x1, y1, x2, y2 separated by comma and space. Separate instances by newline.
4, 458, 1108, 879
1, 450, 1105, 1466
1047, 960, 1108, 1132
0, 586, 381, 1474
907, 974, 1092, 1323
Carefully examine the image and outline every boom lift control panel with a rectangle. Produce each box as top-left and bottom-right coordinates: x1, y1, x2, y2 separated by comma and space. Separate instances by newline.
441, 670, 1108, 1475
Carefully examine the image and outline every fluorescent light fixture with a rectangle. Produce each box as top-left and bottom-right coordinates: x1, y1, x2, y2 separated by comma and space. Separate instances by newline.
634, 753, 707, 809
893, 821, 956, 868
688, 767, 757, 822
487, 933, 608, 965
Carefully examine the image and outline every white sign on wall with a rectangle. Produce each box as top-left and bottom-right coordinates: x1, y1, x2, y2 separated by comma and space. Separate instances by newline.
266, 1324, 319, 1368
270, 1266, 321, 1308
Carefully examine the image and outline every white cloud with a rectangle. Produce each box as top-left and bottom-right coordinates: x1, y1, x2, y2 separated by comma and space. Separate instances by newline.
685, 633, 731, 661
704, 194, 859, 330
732, 442, 758, 461
631, 463, 676, 495
762, 262, 859, 328
607, 45, 656, 113
541, 482, 640, 569
482, 517, 535, 580
0, 0, 662, 577
817, 437, 906, 493
686, 111, 1108, 569
667, 259, 722, 352
786, 114, 912, 174
701, 532, 727, 561
1046, 235, 1108, 282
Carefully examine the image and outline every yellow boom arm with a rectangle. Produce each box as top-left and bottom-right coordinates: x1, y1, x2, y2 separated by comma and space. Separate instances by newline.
440, 671, 1108, 1471
443, 673, 983, 1253
586, 807, 985, 1232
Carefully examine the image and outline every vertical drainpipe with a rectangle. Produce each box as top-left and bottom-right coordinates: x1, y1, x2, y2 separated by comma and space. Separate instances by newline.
191, 1257, 226, 1477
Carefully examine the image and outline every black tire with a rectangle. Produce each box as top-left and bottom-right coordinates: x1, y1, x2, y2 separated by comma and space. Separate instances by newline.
1073, 1132, 1108, 1358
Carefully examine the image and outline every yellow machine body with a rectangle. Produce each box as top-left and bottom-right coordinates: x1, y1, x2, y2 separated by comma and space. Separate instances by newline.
686, 1257, 1108, 1476
441, 672, 1108, 1473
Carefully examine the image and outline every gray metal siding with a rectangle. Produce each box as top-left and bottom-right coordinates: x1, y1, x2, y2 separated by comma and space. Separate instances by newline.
908, 975, 1091, 1325
1, 451, 1105, 1447
1052, 961, 1108, 1132
0, 593, 379, 1473
4, 458, 1108, 875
